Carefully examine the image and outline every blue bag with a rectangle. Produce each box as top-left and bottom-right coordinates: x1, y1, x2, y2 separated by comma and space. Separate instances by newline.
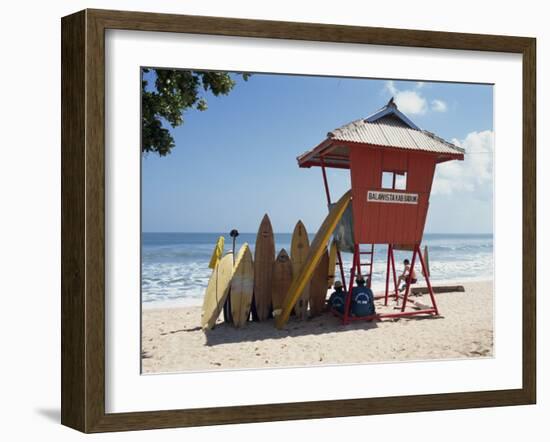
351, 287, 375, 317
329, 291, 347, 314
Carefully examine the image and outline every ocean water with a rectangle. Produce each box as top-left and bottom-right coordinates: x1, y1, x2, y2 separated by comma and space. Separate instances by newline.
142, 232, 493, 307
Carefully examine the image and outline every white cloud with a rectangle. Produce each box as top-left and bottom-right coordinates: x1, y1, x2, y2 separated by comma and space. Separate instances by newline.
384, 81, 450, 116
432, 130, 494, 196
431, 99, 448, 112
395, 90, 428, 115
385, 80, 398, 95
385, 81, 427, 115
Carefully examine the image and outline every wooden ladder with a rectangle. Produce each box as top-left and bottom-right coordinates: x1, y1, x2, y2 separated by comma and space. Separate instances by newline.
356, 244, 375, 288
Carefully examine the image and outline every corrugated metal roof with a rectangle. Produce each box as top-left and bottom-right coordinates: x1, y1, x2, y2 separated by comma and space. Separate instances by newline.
328, 120, 464, 155
364, 99, 421, 130
297, 99, 465, 169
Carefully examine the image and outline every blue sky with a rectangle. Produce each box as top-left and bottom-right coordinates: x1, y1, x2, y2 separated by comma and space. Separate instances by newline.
142, 72, 493, 234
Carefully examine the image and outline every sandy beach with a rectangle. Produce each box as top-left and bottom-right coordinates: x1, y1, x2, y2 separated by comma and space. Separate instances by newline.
141, 280, 493, 374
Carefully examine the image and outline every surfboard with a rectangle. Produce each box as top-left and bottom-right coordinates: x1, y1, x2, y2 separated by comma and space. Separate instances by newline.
272, 248, 293, 315
253, 214, 275, 321
423, 245, 430, 278
230, 244, 254, 328
275, 190, 352, 328
327, 240, 338, 288
201, 253, 234, 330
291, 220, 310, 319
208, 236, 225, 269
309, 247, 329, 317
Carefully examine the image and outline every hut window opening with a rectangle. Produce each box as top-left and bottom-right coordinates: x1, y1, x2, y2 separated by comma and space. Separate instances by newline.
381, 171, 407, 190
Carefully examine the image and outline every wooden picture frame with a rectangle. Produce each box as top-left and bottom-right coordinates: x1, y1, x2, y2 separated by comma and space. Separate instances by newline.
61, 8, 536, 433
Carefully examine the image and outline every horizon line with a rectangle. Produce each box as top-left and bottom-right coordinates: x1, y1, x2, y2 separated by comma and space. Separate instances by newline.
141, 231, 494, 235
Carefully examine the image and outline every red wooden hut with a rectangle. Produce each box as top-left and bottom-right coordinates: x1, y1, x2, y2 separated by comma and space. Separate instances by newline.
297, 98, 465, 323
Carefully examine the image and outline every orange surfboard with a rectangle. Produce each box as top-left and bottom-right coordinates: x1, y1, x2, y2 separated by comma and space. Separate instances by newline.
272, 249, 293, 314
253, 214, 275, 321
309, 248, 329, 317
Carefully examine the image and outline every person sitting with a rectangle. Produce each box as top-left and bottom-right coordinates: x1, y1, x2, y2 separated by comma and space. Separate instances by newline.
397, 258, 417, 292
328, 281, 346, 313
351, 277, 375, 317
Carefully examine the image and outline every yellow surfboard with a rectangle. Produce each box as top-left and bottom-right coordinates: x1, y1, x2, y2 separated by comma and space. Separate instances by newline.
275, 190, 352, 328
208, 236, 225, 269
230, 244, 254, 328
201, 253, 234, 330
327, 240, 338, 288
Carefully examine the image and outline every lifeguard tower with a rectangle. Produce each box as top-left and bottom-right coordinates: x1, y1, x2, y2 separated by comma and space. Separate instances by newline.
296, 98, 465, 324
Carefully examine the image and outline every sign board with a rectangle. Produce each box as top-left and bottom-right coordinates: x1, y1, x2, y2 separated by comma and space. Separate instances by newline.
367, 190, 419, 204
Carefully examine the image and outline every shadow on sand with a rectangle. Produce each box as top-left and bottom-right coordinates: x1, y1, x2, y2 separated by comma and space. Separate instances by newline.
200, 311, 439, 346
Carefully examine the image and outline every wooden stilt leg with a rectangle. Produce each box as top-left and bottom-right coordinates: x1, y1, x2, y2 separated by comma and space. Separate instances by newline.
336, 249, 347, 293
385, 244, 391, 306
